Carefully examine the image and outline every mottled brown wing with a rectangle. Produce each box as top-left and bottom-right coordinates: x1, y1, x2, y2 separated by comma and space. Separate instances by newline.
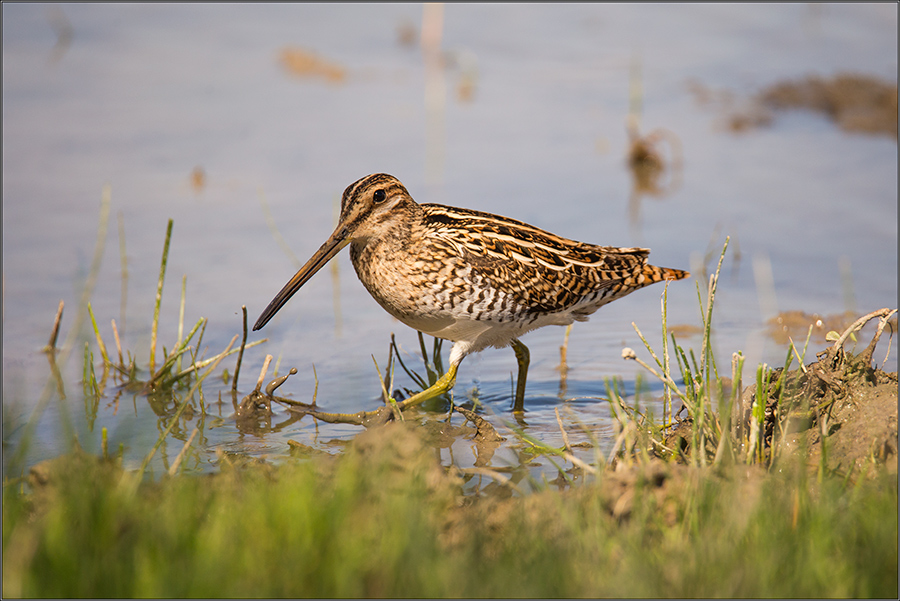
423, 204, 649, 314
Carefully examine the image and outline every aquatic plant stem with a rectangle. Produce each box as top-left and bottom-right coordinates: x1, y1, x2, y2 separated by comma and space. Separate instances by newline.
232, 305, 248, 392
661, 283, 671, 429
149, 219, 173, 375
87, 302, 110, 367
44, 300, 64, 351
176, 275, 186, 373
111, 319, 124, 371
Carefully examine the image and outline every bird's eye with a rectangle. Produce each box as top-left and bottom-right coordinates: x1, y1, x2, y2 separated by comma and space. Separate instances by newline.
373, 189, 386, 203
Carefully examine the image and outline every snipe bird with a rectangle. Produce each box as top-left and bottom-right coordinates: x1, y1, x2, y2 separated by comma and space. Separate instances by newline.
254, 173, 689, 412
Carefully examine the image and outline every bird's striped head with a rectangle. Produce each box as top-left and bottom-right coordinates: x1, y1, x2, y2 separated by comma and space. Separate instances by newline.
337, 173, 418, 243
253, 173, 416, 331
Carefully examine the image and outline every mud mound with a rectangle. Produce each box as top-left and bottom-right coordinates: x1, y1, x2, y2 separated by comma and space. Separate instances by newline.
746, 310, 897, 474
663, 309, 897, 476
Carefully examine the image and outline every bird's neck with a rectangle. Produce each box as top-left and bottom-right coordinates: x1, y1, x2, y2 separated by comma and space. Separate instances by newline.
350, 199, 424, 259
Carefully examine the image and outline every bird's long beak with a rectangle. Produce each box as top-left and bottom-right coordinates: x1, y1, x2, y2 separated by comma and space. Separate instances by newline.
253, 225, 351, 331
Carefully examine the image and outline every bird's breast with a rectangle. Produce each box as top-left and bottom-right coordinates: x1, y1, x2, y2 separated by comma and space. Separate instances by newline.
349, 237, 532, 338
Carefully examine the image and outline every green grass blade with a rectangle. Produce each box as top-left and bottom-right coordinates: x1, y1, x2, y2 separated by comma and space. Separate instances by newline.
149, 219, 174, 375
86, 302, 110, 367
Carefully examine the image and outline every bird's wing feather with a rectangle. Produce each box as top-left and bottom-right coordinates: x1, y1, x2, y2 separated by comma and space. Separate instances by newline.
423, 204, 649, 313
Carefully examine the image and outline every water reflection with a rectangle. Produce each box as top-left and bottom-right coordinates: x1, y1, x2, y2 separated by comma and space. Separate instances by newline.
624, 57, 683, 242
626, 120, 683, 240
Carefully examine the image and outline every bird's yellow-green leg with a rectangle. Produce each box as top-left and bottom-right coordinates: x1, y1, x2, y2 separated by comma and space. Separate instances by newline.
511, 338, 530, 413
396, 362, 459, 411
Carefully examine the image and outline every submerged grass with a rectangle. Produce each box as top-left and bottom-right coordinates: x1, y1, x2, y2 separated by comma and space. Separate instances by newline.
3, 205, 897, 598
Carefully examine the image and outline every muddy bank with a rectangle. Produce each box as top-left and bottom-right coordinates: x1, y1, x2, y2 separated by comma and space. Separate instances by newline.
665, 310, 898, 478
691, 72, 898, 139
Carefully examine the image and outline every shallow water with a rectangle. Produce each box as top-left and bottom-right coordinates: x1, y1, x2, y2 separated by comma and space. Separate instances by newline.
3, 3, 897, 478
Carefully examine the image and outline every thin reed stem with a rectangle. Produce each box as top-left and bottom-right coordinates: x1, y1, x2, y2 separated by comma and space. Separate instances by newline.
150, 219, 174, 375
233, 305, 248, 392
87, 302, 110, 367
45, 300, 64, 351
111, 319, 124, 370
176, 275, 186, 373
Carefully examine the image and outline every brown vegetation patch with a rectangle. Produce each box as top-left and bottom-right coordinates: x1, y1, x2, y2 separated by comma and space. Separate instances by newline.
760, 74, 898, 137
690, 73, 898, 138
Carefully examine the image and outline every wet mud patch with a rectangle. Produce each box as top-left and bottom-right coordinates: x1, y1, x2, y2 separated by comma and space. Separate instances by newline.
759, 74, 898, 138
690, 72, 898, 138
802, 370, 897, 475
